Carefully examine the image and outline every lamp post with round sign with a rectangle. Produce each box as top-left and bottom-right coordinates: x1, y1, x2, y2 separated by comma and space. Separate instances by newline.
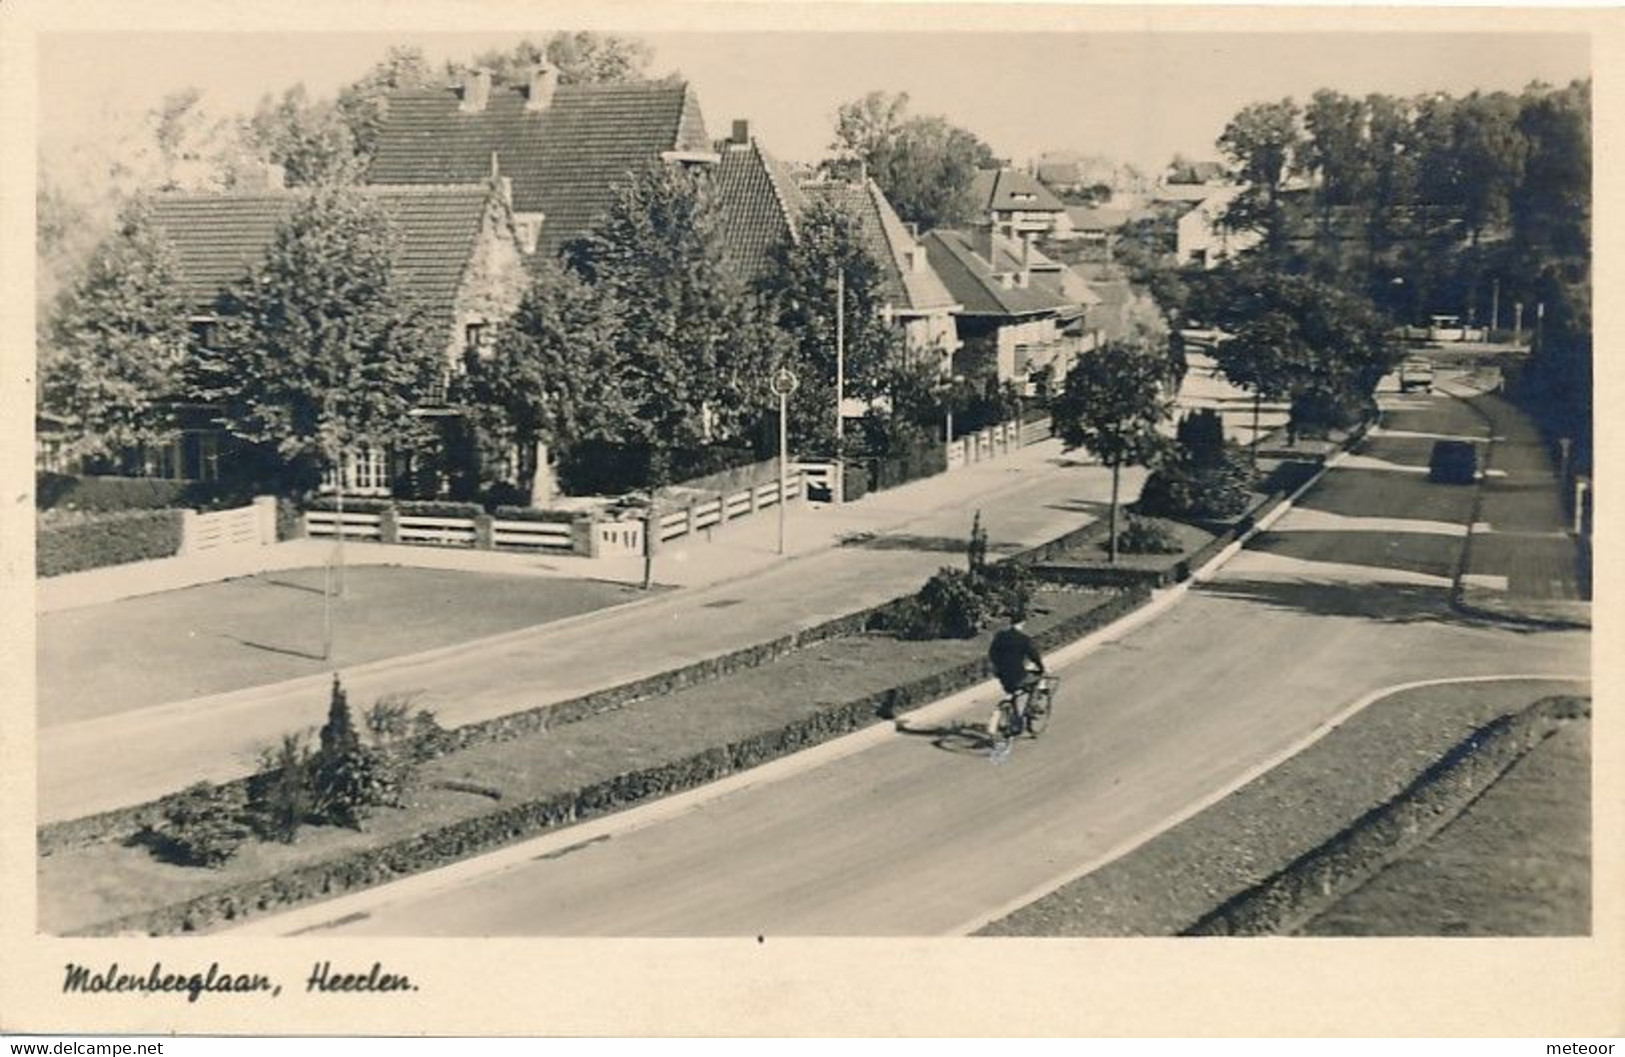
771, 366, 799, 554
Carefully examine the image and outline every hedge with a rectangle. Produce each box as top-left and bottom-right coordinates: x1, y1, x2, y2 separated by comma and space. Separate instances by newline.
305, 498, 484, 519
36, 509, 186, 578
492, 507, 580, 524
36, 473, 230, 514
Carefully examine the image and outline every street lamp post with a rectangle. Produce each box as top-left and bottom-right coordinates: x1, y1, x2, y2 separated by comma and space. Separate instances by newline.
771, 367, 798, 555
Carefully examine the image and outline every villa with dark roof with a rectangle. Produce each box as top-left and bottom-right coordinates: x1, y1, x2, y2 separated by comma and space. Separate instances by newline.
922, 227, 1098, 392
141, 180, 529, 490
367, 66, 715, 259
969, 168, 1073, 240
711, 120, 809, 283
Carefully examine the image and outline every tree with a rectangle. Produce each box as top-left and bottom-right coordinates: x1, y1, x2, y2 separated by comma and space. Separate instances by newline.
1217, 98, 1302, 257
335, 46, 436, 169
454, 33, 656, 85
1205, 267, 1397, 454
248, 84, 362, 187
41, 198, 192, 463
568, 163, 781, 486
199, 186, 442, 493
759, 196, 903, 453
1451, 91, 1528, 247
1051, 344, 1176, 563
1303, 90, 1373, 235
464, 258, 633, 499
829, 91, 997, 230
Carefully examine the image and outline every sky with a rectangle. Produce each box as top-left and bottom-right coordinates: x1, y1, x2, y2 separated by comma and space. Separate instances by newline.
36, 27, 1590, 175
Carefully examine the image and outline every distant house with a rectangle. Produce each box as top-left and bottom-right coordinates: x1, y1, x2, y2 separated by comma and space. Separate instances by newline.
368, 66, 716, 259
922, 227, 1097, 392
800, 176, 962, 364
969, 167, 1073, 240
1157, 185, 1261, 268
144, 181, 529, 492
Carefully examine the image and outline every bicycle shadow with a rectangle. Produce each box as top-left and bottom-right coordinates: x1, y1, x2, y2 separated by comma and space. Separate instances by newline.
893, 718, 996, 758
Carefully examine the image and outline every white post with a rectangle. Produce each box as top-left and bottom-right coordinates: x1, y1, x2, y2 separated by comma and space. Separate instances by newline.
1575, 478, 1587, 536
778, 387, 788, 555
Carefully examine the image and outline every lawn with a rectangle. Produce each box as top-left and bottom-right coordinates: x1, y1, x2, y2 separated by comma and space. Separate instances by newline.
39, 586, 1120, 935
38, 566, 655, 724
1297, 717, 1589, 936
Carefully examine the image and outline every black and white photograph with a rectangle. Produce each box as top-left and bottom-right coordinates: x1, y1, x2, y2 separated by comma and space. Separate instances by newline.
0, 0, 1616, 1039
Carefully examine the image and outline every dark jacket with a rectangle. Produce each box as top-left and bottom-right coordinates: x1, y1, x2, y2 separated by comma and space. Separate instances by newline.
989, 626, 1043, 694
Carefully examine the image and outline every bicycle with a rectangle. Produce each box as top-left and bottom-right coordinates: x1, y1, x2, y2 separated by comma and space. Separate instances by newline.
987, 674, 1058, 754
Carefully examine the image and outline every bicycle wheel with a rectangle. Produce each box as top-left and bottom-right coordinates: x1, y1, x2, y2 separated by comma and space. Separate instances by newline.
1025, 686, 1053, 737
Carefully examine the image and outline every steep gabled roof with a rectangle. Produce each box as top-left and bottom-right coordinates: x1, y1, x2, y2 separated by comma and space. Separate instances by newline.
921, 229, 1072, 319
970, 168, 1067, 214
368, 78, 710, 255
148, 185, 498, 335
799, 178, 957, 314
712, 135, 808, 282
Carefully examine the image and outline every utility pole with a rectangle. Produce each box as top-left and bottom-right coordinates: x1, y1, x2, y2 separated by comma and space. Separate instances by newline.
834, 268, 846, 503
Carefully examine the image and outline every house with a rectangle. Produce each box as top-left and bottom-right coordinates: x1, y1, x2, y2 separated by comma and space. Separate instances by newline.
710, 119, 809, 285
922, 227, 1097, 393
799, 176, 962, 365
144, 181, 530, 492
969, 167, 1073, 240
367, 66, 715, 259
1159, 185, 1261, 268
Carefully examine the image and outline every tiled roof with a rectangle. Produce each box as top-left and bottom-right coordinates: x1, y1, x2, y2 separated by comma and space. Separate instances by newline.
799, 178, 957, 314
149, 185, 495, 335
1066, 206, 1141, 231
368, 79, 710, 256
921, 229, 1072, 319
713, 136, 807, 283
971, 168, 1066, 214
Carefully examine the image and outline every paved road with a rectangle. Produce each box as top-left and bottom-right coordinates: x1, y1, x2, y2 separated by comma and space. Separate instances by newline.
40, 441, 1136, 822
245, 379, 1588, 936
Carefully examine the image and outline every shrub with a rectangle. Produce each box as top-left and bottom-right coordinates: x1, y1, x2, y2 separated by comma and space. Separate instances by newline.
1138, 448, 1255, 521
393, 499, 484, 519
36, 508, 185, 577
248, 734, 317, 844
883, 559, 1033, 641
492, 506, 578, 523
141, 782, 252, 868
1115, 516, 1183, 555
312, 676, 391, 829
1175, 409, 1227, 468
363, 693, 445, 802
306, 496, 394, 514
35, 473, 231, 514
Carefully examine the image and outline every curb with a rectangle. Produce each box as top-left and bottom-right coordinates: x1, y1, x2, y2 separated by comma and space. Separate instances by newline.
1182, 693, 1590, 936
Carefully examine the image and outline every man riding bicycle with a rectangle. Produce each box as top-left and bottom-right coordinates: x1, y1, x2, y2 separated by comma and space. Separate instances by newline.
988, 611, 1045, 708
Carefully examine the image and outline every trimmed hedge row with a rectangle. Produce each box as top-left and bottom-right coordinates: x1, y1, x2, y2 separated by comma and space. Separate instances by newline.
37, 473, 223, 514
70, 585, 1150, 936
36, 509, 186, 578
1183, 695, 1591, 937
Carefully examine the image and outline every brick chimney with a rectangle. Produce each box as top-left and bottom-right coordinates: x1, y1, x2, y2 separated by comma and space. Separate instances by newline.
459, 68, 492, 113
731, 119, 751, 146
526, 64, 559, 111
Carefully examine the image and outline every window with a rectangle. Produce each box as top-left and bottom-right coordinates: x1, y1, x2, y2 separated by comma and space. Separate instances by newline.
464, 322, 488, 358
189, 317, 218, 348
321, 447, 391, 496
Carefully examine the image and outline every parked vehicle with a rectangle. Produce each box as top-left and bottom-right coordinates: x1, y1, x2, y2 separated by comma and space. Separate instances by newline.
1399, 358, 1435, 393
1429, 440, 1478, 484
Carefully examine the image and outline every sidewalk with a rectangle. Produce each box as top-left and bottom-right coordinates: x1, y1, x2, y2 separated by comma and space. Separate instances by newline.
39, 438, 1137, 822
39, 440, 1084, 613
1443, 380, 1591, 628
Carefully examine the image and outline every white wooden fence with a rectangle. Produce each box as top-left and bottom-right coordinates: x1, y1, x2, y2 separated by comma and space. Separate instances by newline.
301, 468, 808, 557
181, 496, 277, 555
948, 417, 1049, 471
